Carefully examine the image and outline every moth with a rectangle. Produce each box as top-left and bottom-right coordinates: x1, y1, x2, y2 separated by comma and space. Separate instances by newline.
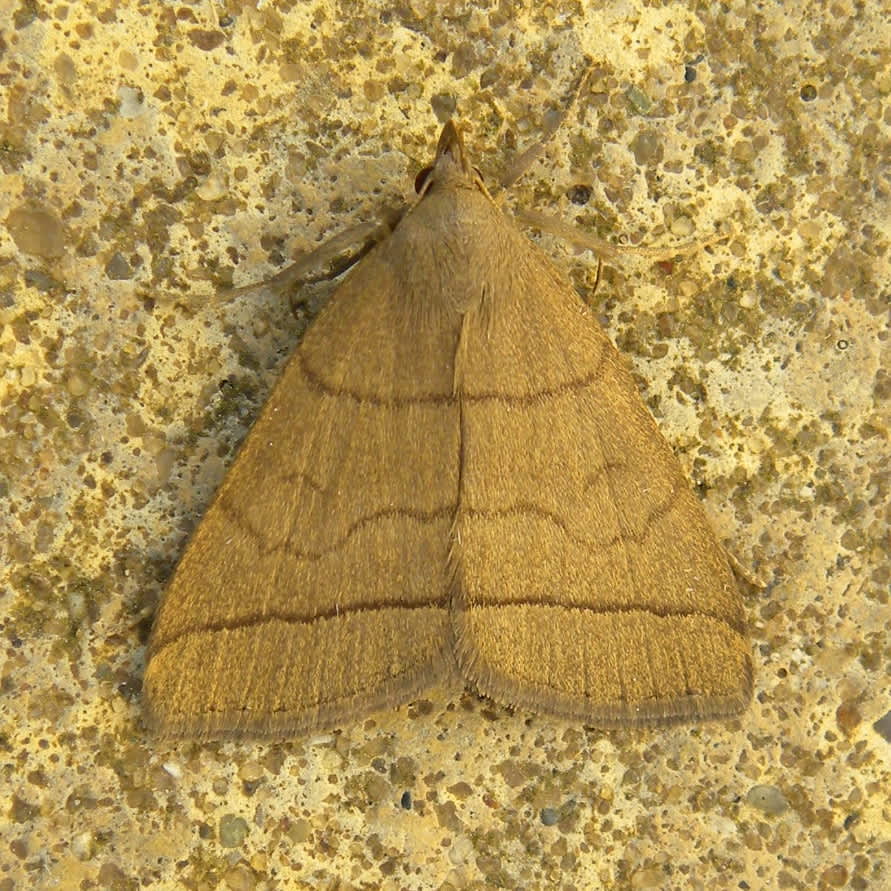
144, 121, 752, 739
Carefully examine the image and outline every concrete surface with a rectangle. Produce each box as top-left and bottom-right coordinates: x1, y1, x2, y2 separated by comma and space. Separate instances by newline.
1, 1, 888, 888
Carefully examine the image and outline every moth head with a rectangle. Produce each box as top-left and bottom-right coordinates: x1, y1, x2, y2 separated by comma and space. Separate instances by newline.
415, 120, 485, 196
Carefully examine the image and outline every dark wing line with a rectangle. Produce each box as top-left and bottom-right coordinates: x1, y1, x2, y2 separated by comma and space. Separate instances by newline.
301, 353, 609, 406
462, 368, 598, 404
151, 598, 452, 655
280, 469, 327, 493
218, 498, 457, 560
299, 353, 456, 406
462, 340, 609, 404
216, 447, 687, 563
217, 473, 684, 560
463, 476, 687, 549
465, 598, 746, 633
213, 470, 688, 564
151, 598, 743, 656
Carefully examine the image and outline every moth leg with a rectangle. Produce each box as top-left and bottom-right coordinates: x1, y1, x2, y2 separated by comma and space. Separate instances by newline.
498, 58, 597, 190
514, 208, 734, 264
724, 545, 770, 590
512, 208, 624, 264
223, 206, 406, 299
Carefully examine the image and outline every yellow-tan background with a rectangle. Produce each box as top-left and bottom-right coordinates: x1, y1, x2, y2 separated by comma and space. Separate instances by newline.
1, 1, 888, 888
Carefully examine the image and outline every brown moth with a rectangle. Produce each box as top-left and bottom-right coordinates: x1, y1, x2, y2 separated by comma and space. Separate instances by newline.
144, 121, 752, 740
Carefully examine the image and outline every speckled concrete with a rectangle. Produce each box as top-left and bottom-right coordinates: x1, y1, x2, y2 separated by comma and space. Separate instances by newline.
1, 1, 888, 889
